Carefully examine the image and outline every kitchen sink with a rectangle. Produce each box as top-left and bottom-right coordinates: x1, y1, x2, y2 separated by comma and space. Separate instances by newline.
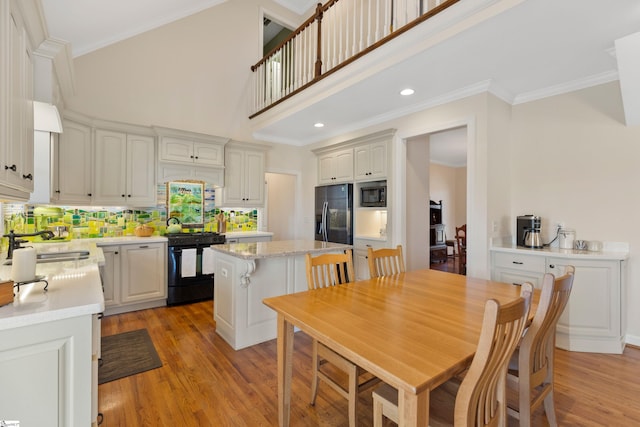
3, 250, 91, 265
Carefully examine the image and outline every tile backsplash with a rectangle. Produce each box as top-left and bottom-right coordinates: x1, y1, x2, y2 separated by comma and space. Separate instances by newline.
1, 184, 260, 238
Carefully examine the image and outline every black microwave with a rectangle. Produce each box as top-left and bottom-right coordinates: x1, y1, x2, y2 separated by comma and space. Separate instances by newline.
360, 185, 386, 207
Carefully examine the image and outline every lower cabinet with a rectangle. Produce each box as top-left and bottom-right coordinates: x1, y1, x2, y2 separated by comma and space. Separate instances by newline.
490, 248, 627, 354
0, 314, 96, 426
100, 242, 167, 315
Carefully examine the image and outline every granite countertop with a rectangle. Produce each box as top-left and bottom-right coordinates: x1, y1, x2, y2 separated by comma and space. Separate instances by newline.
0, 241, 106, 331
210, 239, 353, 260
491, 241, 629, 261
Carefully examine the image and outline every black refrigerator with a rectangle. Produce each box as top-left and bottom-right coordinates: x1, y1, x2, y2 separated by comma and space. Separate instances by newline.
315, 183, 353, 244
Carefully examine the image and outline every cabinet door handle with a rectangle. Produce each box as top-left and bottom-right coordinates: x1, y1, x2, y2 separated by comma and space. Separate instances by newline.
512, 261, 523, 265
23, 173, 33, 180
4, 164, 16, 171
88, 193, 92, 197
139, 245, 149, 249
549, 264, 555, 269
121, 194, 126, 198
55, 189, 60, 193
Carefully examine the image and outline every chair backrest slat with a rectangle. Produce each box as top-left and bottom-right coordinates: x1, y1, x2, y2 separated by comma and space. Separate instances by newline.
367, 245, 405, 278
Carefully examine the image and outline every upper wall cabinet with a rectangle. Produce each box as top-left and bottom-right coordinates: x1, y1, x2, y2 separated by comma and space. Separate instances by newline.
55, 119, 92, 204
354, 140, 387, 181
93, 128, 156, 206
0, 0, 34, 200
317, 148, 353, 185
313, 129, 395, 186
216, 142, 268, 207
154, 126, 228, 167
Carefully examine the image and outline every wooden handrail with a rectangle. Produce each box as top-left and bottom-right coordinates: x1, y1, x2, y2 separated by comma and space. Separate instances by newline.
250, 0, 462, 118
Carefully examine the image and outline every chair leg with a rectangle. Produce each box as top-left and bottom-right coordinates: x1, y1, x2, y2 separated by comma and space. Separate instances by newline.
543, 391, 558, 427
373, 394, 384, 427
310, 340, 319, 405
348, 364, 358, 427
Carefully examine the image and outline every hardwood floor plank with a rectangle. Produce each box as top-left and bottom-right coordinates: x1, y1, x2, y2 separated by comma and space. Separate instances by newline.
99, 301, 639, 426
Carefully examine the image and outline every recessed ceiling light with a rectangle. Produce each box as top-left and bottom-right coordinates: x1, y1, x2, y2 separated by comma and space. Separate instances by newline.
400, 88, 415, 96
314, 122, 325, 128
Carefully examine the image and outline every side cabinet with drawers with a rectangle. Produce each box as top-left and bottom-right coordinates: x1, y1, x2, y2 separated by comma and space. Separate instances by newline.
490, 247, 627, 354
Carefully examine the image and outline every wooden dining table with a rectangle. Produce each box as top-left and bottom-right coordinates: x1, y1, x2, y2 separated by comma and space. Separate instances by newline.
262, 268, 533, 426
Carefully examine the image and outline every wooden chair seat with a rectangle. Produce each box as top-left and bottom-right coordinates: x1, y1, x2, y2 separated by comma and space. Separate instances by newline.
373, 283, 533, 426
306, 250, 377, 426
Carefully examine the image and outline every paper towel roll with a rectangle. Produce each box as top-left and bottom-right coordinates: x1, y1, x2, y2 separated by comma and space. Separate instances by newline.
11, 247, 37, 283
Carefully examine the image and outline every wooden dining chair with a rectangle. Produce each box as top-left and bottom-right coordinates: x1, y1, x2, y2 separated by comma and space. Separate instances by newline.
455, 224, 466, 275
372, 283, 533, 427
305, 249, 376, 426
367, 245, 405, 278
506, 266, 575, 427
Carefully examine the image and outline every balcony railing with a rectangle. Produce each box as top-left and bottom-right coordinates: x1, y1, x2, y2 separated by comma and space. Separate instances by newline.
249, 0, 460, 118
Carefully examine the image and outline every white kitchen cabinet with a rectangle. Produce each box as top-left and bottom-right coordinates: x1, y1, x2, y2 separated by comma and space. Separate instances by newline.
0, 314, 95, 426
159, 136, 225, 166
93, 129, 156, 206
56, 119, 93, 204
100, 245, 121, 308
157, 163, 224, 187
491, 251, 545, 288
99, 241, 167, 315
155, 126, 228, 167
0, 0, 34, 199
121, 242, 166, 304
217, 144, 266, 207
354, 140, 387, 181
317, 148, 354, 185
490, 246, 627, 354
547, 257, 625, 354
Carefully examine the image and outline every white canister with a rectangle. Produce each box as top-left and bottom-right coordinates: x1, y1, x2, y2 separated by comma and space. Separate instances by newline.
11, 247, 37, 283
558, 229, 575, 249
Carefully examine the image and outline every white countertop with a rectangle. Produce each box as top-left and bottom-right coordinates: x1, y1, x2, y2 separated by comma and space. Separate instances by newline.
210, 239, 352, 260
491, 242, 629, 261
0, 241, 106, 331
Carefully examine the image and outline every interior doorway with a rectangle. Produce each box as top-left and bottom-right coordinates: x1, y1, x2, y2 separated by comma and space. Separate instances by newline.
404, 126, 468, 273
428, 127, 467, 275
265, 172, 296, 240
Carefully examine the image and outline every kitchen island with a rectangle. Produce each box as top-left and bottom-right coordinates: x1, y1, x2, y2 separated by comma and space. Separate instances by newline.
0, 242, 105, 426
210, 240, 352, 350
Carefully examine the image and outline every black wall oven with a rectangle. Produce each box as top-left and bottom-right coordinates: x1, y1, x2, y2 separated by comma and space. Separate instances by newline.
167, 232, 225, 306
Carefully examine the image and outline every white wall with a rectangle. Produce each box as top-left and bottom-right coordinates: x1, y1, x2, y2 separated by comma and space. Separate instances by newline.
510, 81, 640, 345
65, 0, 302, 144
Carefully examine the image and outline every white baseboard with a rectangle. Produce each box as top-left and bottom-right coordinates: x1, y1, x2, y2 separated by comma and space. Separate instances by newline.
626, 334, 640, 348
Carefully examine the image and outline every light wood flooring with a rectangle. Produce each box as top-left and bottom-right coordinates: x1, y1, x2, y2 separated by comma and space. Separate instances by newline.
99, 300, 640, 426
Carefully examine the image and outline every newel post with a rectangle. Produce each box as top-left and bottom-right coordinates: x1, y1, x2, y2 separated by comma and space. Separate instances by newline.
314, 2, 323, 78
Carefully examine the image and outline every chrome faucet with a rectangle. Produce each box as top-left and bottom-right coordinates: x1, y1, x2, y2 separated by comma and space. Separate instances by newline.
3, 230, 55, 259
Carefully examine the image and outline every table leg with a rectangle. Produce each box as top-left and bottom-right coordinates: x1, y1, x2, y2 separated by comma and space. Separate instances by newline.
398, 387, 429, 426
277, 314, 294, 427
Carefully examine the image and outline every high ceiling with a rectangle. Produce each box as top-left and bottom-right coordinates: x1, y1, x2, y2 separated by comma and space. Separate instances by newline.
39, 0, 640, 158
40, 0, 315, 57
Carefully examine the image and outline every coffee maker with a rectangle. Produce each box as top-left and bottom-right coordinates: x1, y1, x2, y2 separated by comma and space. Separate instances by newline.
516, 215, 543, 248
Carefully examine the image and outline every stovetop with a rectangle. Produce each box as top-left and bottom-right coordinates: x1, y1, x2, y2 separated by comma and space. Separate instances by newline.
166, 232, 226, 246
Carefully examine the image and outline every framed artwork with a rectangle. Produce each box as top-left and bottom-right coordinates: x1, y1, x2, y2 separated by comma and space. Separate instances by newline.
166, 180, 205, 227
